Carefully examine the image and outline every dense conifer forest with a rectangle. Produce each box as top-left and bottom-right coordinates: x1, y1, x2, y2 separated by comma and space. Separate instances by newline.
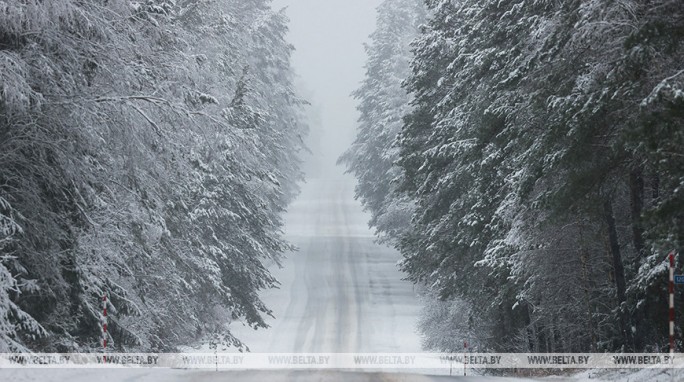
343, 0, 684, 353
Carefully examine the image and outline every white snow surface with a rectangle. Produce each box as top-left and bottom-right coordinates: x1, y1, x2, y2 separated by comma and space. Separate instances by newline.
227, 174, 422, 353
0, 368, 552, 382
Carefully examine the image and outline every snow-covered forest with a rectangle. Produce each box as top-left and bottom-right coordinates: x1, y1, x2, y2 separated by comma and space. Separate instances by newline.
0, 0, 307, 352
2, 0, 683, 360
343, 0, 683, 353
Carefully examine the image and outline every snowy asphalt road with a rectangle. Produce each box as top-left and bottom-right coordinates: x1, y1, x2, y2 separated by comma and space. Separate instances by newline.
232, 175, 422, 353
209, 175, 547, 381
0, 368, 551, 382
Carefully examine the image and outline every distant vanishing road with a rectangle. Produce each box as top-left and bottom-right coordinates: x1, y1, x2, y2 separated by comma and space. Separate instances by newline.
239, 175, 423, 354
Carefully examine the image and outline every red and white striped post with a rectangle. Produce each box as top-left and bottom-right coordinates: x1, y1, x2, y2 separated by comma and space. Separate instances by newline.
667, 251, 676, 354
102, 295, 108, 361
463, 340, 467, 376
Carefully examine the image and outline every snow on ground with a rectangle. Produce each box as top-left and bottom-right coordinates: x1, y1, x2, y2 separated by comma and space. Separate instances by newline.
0, 368, 556, 382
2, 365, 682, 381
227, 175, 423, 353
568, 367, 684, 381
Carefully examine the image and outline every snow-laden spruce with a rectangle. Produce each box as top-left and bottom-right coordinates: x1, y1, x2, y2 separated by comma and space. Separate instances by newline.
345, 0, 683, 353
0, 0, 307, 352
338, 0, 426, 244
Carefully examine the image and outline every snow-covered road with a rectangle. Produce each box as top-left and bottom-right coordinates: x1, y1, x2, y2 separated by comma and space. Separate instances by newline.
0, 368, 551, 382
229, 175, 422, 353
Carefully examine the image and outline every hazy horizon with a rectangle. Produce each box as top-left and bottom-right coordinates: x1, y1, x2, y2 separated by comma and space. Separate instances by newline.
273, 0, 384, 176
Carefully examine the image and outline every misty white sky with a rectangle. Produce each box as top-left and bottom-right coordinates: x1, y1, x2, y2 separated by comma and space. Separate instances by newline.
272, 0, 384, 173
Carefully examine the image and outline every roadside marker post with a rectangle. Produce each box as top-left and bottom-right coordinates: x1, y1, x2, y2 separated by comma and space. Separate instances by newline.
464, 340, 467, 376
103, 295, 108, 362
667, 251, 676, 354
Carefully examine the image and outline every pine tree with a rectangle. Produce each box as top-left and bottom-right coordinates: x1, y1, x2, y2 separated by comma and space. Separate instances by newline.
390, 0, 682, 352
339, 0, 426, 244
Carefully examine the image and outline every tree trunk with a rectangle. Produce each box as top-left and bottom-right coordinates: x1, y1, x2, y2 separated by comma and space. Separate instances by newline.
604, 198, 630, 348
579, 246, 597, 352
629, 167, 645, 260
